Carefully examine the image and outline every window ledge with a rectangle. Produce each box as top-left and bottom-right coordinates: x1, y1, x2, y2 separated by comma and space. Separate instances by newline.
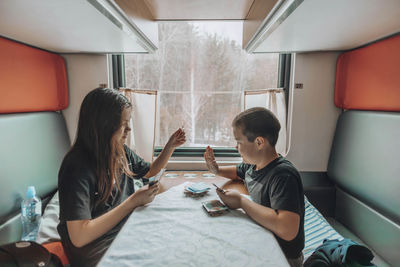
166, 157, 243, 171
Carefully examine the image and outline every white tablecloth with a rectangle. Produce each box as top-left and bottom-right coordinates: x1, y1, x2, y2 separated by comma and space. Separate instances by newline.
98, 182, 289, 267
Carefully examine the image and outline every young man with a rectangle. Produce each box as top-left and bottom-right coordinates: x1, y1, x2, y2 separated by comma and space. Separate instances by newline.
204, 107, 304, 267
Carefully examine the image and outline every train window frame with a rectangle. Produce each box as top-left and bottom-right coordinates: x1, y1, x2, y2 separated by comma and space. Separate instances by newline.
113, 53, 292, 159
154, 53, 291, 158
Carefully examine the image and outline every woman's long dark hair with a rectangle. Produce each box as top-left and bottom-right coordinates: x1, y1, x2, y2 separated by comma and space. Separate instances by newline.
71, 88, 134, 205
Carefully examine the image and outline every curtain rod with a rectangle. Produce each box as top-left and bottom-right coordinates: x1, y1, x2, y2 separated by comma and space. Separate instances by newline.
119, 88, 284, 95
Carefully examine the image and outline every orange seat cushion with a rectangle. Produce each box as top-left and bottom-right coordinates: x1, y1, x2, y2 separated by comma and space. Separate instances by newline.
0, 37, 68, 113
335, 34, 400, 111
42, 241, 70, 266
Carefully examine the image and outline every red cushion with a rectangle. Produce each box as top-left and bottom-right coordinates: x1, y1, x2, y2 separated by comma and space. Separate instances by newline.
335, 34, 400, 111
42, 241, 70, 266
0, 37, 68, 113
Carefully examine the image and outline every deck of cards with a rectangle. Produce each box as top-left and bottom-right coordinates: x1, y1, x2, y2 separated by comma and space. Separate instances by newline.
148, 169, 165, 186
202, 200, 229, 216
184, 182, 210, 197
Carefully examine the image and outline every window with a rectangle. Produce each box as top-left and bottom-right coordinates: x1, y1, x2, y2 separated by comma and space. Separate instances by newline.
124, 21, 282, 156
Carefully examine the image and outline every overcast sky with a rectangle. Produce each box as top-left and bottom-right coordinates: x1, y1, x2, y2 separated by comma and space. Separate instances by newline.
190, 21, 243, 45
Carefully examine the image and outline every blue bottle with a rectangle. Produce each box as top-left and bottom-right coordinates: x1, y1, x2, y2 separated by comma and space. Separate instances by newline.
21, 186, 42, 241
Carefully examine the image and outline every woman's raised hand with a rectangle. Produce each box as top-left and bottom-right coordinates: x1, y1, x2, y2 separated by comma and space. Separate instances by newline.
204, 146, 219, 174
166, 128, 186, 149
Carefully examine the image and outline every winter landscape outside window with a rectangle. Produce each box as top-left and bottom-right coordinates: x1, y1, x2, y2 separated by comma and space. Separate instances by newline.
125, 21, 279, 148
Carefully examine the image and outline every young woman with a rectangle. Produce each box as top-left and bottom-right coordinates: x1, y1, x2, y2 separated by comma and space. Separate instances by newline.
57, 88, 185, 267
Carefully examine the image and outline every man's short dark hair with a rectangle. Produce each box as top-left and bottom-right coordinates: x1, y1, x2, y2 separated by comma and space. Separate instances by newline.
232, 107, 281, 146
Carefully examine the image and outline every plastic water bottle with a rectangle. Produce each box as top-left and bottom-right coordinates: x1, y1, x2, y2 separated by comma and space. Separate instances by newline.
21, 186, 42, 241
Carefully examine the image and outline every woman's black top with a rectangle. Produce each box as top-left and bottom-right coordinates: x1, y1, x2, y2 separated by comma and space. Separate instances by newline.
57, 145, 150, 267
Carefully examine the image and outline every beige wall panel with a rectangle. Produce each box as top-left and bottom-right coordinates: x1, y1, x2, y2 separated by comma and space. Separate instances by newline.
61, 54, 108, 144
286, 52, 341, 171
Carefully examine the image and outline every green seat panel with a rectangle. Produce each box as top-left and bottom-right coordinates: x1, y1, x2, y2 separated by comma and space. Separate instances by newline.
327, 110, 400, 265
327, 110, 400, 222
0, 112, 70, 244
334, 188, 400, 266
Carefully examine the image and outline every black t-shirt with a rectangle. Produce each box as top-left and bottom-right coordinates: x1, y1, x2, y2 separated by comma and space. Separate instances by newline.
57, 145, 150, 267
237, 156, 304, 259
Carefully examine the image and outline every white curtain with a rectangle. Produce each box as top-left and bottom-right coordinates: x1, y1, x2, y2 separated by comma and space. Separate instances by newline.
244, 89, 287, 155
122, 89, 157, 162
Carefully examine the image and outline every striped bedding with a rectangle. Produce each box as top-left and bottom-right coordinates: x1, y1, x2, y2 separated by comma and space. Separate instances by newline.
303, 196, 343, 260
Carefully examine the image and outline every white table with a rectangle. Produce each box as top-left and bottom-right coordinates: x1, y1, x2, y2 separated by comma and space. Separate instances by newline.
98, 182, 289, 267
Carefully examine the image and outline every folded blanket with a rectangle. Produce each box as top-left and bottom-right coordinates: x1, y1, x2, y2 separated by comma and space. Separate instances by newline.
304, 238, 376, 267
